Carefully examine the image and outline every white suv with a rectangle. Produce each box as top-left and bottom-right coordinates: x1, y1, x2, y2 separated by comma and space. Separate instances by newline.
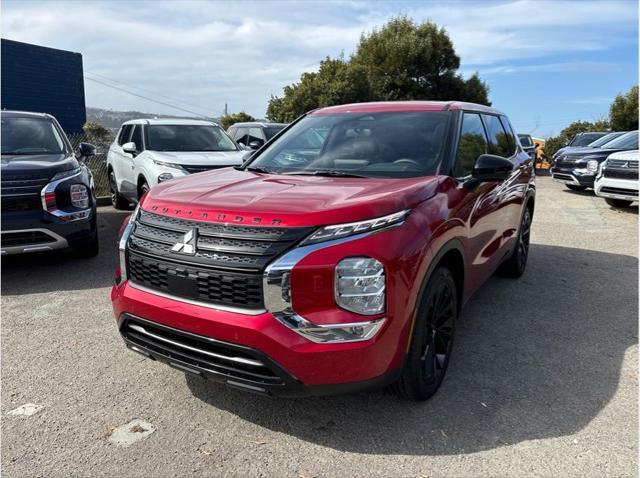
595, 149, 639, 208
106, 119, 245, 209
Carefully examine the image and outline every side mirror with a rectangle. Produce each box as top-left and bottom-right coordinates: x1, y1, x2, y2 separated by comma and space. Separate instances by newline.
77, 142, 96, 160
248, 140, 263, 150
122, 142, 138, 156
472, 154, 513, 182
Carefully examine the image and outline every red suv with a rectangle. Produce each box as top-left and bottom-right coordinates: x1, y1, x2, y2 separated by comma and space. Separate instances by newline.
111, 101, 535, 401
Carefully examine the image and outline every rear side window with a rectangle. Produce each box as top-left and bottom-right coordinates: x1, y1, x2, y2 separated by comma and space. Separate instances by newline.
129, 125, 144, 151
227, 127, 237, 138
454, 113, 488, 177
118, 125, 133, 145
482, 114, 513, 158
235, 128, 250, 146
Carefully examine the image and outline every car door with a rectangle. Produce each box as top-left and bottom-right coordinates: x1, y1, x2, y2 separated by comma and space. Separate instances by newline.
124, 124, 145, 196
112, 124, 133, 196
449, 111, 510, 294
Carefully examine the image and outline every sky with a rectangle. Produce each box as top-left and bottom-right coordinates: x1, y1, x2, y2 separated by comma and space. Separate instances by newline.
2, 0, 638, 137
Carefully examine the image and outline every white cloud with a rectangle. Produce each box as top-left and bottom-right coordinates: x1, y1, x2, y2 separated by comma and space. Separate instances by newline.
1, 0, 636, 117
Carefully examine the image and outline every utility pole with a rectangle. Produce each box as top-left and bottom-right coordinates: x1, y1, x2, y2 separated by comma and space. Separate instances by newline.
224, 103, 228, 116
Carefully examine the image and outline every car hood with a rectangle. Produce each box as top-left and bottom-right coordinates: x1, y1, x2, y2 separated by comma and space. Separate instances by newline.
142, 168, 440, 228
149, 150, 244, 166
0, 153, 78, 178
561, 147, 629, 161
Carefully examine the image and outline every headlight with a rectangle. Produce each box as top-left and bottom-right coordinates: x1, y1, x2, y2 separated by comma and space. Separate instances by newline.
152, 159, 186, 170
302, 210, 409, 245
587, 160, 599, 172
335, 257, 385, 315
70, 184, 89, 208
157, 172, 174, 183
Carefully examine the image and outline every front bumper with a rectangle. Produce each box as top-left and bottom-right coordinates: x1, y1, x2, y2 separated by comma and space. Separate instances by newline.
595, 176, 639, 202
1, 207, 96, 255
550, 167, 596, 188
111, 280, 404, 396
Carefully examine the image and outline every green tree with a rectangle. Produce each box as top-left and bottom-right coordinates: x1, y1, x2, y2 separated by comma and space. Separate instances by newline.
219, 111, 256, 130
609, 85, 638, 131
266, 16, 490, 122
83, 121, 112, 144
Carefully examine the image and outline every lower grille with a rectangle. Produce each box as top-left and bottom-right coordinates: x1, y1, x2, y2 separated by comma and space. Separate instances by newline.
128, 252, 264, 310
121, 316, 285, 386
553, 173, 575, 181
601, 186, 638, 196
1, 230, 55, 247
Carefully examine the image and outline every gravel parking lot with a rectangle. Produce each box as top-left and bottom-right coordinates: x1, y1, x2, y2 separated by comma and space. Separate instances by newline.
2, 176, 637, 477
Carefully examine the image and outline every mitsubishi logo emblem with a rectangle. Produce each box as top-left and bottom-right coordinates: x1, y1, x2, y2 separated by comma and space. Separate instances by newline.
171, 228, 198, 255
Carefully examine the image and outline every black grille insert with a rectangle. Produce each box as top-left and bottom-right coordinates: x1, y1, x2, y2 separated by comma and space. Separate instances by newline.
182, 165, 231, 174
121, 316, 285, 386
1, 174, 50, 213
1, 230, 55, 247
601, 186, 638, 196
127, 210, 313, 310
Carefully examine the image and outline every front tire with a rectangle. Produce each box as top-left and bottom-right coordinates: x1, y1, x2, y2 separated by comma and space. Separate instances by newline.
497, 206, 532, 278
566, 184, 587, 191
605, 198, 633, 208
109, 170, 129, 210
393, 267, 458, 401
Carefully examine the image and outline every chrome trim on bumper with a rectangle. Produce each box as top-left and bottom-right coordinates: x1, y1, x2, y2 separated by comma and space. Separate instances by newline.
551, 172, 581, 186
127, 281, 267, 316
40, 171, 92, 222
0, 228, 69, 255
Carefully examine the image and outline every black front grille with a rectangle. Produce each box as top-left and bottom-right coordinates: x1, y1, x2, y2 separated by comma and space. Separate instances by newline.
601, 186, 638, 196
603, 168, 639, 180
1, 230, 55, 247
127, 210, 313, 310
121, 316, 285, 386
1, 174, 50, 213
553, 173, 574, 181
183, 165, 230, 174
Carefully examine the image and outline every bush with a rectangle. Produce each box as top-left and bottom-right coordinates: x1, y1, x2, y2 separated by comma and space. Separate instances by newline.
219, 112, 255, 130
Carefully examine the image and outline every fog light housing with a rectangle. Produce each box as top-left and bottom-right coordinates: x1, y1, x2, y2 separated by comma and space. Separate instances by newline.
70, 184, 89, 208
158, 173, 174, 183
587, 160, 599, 173
335, 257, 385, 315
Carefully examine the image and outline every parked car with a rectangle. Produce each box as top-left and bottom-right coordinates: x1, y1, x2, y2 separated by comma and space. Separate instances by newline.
551, 131, 626, 163
227, 122, 288, 150
551, 131, 638, 191
112, 101, 535, 401
595, 150, 639, 207
1, 111, 98, 256
518, 133, 536, 161
107, 119, 245, 209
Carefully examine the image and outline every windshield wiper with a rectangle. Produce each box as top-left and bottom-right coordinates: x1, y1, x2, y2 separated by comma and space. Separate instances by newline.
245, 166, 274, 174
281, 169, 368, 178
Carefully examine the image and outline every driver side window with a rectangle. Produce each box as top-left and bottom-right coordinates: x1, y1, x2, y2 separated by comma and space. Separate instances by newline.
453, 113, 488, 178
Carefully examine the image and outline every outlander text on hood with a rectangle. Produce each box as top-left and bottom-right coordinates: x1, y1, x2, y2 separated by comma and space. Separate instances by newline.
111, 101, 536, 400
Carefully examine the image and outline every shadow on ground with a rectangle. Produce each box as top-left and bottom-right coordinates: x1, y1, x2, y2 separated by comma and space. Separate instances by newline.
186, 244, 638, 456
1, 207, 129, 295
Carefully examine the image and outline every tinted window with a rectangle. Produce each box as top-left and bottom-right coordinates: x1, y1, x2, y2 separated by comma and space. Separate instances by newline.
454, 113, 487, 177
264, 126, 285, 140
249, 111, 451, 178
483, 114, 513, 158
146, 125, 238, 152
589, 132, 626, 148
518, 134, 533, 147
235, 128, 250, 146
130, 125, 144, 151
1, 116, 66, 155
570, 132, 606, 146
118, 125, 133, 145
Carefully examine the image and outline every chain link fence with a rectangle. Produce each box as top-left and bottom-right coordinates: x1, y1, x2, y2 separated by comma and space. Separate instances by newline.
68, 133, 113, 199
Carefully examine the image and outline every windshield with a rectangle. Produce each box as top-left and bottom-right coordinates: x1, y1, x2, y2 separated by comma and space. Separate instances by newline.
570, 132, 605, 146
146, 125, 238, 152
600, 131, 639, 150
588, 132, 626, 148
1, 116, 66, 155
518, 134, 533, 147
247, 111, 451, 178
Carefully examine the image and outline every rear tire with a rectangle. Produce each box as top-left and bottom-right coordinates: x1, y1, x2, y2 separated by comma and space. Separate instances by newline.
566, 184, 586, 191
393, 267, 457, 401
109, 170, 129, 210
497, 206, 532, 278
605, 198, 633, 208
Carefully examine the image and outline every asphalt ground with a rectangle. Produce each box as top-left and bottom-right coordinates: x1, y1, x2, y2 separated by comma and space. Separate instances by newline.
1, 176, 638, 477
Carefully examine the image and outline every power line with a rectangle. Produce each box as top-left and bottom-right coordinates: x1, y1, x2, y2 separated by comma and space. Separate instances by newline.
84, 70, 209, 113
84, 76, 212, 119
